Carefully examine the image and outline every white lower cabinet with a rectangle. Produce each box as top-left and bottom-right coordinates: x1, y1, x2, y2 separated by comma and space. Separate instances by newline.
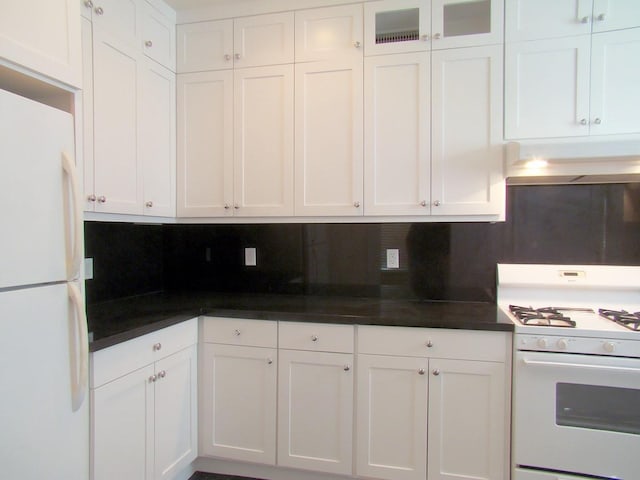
277, 322, 354, 475
199, 318, 278, 464
90, 319, 198, 480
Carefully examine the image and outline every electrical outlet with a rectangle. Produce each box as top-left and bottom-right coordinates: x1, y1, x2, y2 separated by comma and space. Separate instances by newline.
386, 249, 399, 269
245, 247, 257, 267
84, 258, 94, 280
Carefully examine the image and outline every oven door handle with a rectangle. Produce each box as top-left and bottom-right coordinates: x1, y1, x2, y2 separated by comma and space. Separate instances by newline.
522, 358, 640, 373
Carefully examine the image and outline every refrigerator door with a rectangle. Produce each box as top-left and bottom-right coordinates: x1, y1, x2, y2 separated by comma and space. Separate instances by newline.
0, 88, 78, 289
0, 283, 89, 479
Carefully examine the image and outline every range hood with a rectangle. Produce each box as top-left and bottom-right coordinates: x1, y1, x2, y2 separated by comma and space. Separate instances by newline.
505, 138, 640, 185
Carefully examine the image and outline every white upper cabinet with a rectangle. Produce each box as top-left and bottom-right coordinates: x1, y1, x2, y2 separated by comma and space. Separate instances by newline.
233, 65, 294, 216
506, 0, 640, 41
590, 27, 640, 135
295, 59, 364, 216
178, 13, 294, 71
364, 0, 502, 55
177, 70, 233, 217
91, 0, 141, 56
364, 52, 431, 216
141, 1, 176, 70
233, 12, 294, 68
0, 0, 82, 88
431, 0, 504, 49
177, 20, 233, 72
365, 0, 431, 55
295, 4, 364, 62
431, 45, 504, 216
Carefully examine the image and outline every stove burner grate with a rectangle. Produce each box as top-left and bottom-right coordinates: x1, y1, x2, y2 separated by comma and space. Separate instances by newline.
598, 309, 640, 331
509, 305, 577, 328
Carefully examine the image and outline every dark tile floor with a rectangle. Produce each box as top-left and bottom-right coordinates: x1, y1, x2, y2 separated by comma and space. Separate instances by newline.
188, 472, 264, 480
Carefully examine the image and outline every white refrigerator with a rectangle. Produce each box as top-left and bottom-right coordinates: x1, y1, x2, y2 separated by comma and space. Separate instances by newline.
0, 88, 89, 479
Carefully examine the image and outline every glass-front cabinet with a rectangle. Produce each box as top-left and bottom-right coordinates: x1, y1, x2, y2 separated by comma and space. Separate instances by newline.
364, 0, 503, 54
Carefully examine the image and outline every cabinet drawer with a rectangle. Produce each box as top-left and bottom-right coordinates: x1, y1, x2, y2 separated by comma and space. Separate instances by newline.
91, 318, 198, 388
279, 322, 354, 353
357, 325, 509, 362
202, 317, 278, 348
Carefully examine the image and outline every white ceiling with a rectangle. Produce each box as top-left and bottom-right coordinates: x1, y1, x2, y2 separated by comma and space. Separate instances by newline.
163, 0, 226, 9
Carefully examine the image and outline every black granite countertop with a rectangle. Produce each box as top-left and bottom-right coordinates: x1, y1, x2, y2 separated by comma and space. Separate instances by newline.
88, 291, 513, 352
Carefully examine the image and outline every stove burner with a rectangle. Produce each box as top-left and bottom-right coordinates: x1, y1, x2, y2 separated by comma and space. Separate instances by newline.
599, 309, 640, 331
509, 305, 577, 327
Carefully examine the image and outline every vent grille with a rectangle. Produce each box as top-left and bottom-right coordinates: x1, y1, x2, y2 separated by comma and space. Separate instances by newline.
376, 30, 419, 44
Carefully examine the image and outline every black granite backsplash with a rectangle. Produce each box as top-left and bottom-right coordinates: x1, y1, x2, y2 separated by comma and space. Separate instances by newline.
84, 184, 640, 305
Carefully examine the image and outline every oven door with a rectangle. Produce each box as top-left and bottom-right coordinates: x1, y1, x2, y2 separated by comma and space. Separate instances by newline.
513, 350, 640, 480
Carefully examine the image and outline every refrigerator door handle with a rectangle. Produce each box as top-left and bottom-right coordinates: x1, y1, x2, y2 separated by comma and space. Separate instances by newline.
62, 152, 82, 281
68, 281, 88, 411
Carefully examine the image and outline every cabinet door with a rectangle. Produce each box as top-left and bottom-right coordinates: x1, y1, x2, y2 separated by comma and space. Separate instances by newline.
427, 359, 507, 480
141, 1, 176, 71
0, 0, 82, 88
431, 45, 504, 216
590, 28, 640, 135
277, 350, 354, 475
356, 354, 428, 480
154, 346, 197, 480
364, 0, 431, 55
505, 0, 593, 41
177, 20, 233, 73
295, 60, 364, 216
200, 343, 277, 465
92, 28, 143, 214
234, 65, 294, 216
140, 59, 175, 217
176, 70, 233, 217
432, 0, 504, 49
364, 52, 430, 216
592, 0, 640, 32
504, 35, 591, 139
233, 12, 294, 68
82, 17, 96, 212
92, 364, 154, 480
92, 0, 141, 55
295, 4, 364, 62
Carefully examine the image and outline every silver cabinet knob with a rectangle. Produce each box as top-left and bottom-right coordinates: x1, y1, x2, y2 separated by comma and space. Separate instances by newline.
432, 369, 440, 376
234, 53, 241, 60
421, 34, 429, 41
433, 200, 441, 207
145, 40, 153, 47
353, 41, 361, 48
420, 200, 427, 207
153, 342, 162, 351
426, 340, 433, 348
594, 118, 602, 124
87, 194, 97, 202
344, 365, 351, 372
149, 374, 157, 383
311, 335, 319, 342
84, 0, 94, 8
354, 201, 360, 208
267, 358, 273, 365
234, 204, 240, 210
97, 195, 106, 203
580, 16, 590, 23
145, 201, 153, 208
597, 13, 606, 21
418, 368, 425, 375
224, 203, 230, 210
433, 33, 441, 40
94, 6, 104, 15
224, 54, 231, 61
158, 370, 166, 378
234, 329, 241, 336
579, 118, 588, 125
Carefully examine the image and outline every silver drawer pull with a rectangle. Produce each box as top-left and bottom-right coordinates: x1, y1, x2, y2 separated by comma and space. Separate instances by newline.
418, 368, 425, 375
432, 369, 440, 376
153, 343, 162, 351
234, 329, 241, 336
344, 365, 351, 372
425, 340, 433, 348
311, 335, 319, 342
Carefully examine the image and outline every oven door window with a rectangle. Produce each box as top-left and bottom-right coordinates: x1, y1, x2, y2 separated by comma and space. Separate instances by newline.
556, 383, 640, 434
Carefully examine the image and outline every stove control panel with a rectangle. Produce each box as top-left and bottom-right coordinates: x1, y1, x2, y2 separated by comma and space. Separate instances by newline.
516, 334, 639, 357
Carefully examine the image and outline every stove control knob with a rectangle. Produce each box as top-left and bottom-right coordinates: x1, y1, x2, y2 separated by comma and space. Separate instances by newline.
537, 338, 548, 349
603, 341, 616, 353
556, 339, 568, 350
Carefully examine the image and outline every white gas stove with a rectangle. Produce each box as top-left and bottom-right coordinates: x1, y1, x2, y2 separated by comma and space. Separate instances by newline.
498, 264, 640, 480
